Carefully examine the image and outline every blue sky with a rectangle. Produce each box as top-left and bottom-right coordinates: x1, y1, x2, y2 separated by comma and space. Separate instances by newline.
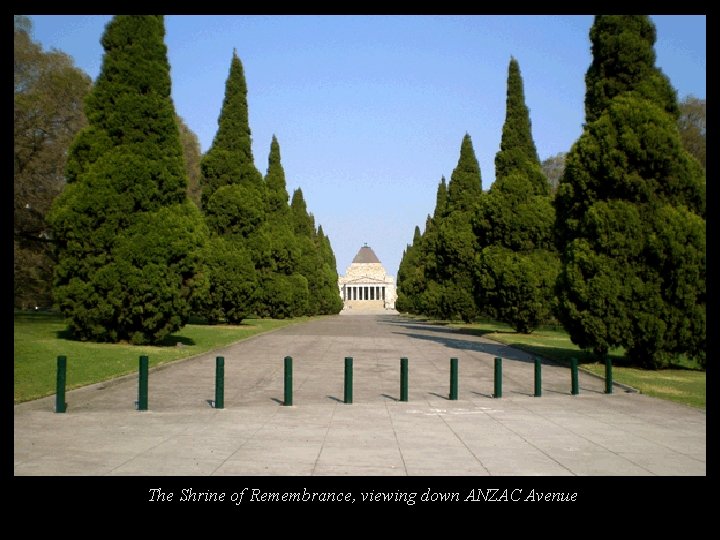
27, 15, 706, 278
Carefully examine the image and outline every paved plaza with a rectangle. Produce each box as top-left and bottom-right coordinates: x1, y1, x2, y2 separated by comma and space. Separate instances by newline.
14, 314, 706, 475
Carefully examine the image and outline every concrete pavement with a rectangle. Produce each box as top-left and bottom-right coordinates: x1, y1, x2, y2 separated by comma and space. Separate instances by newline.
14, 314, 706, 475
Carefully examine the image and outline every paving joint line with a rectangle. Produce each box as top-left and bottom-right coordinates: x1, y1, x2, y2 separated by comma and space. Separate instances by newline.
311, 400, 338, 476
436, 409, 491, 475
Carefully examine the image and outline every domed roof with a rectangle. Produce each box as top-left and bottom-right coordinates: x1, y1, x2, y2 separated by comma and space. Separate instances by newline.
352, 244, 381, 264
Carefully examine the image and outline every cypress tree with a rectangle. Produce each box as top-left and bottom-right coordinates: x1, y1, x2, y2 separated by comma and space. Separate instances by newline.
265, 135, 290, 215
48, 15, 208, 344
200, 49, 262, 207
416, 177, 447, 316
315, 226, 343, 314
290, 188, 315, 237
554, 16, 705, 368
584, 15, 678, 123
446, 134, 483, 214
288, 188, 320, 314
200, 49, 264, 240
195, 49, 263, 323
436, 135, 483, 321
433, 176, 448, 220
396, 225, 424, 314
494, 57, 548, 195
474, 57, 559, 332
256, 136, 308, 318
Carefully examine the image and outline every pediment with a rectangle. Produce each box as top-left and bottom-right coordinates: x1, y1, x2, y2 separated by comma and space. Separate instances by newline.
342, 277, 388, 284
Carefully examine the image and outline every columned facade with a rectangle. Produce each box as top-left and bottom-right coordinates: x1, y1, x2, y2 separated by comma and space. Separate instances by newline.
338, 245, 396, 312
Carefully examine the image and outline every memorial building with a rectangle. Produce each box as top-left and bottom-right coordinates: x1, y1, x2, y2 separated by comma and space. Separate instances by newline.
338, 244, 396, 311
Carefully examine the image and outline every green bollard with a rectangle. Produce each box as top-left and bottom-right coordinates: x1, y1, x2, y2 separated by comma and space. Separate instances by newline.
449, 357, 459, 400
534, 356, 542, 398
605, 355, 613, 394
284, 356, 293, 406
56, 355, 67, 413
344, 356, 353, 404
494, 357, 502, 398
400, 357, 408, 402
571, 357, 579, 395
215, 356, 224, 409
138, 355, 149, 411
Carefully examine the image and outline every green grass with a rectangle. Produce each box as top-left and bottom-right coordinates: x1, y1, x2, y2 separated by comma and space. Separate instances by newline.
408, 316, 705, 409
14, 311, 311, 404
580, 364, 706, 409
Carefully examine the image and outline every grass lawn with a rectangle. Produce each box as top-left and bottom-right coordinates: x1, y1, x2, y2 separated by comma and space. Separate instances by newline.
429, 317, 705, 409
14, 311, 311, 404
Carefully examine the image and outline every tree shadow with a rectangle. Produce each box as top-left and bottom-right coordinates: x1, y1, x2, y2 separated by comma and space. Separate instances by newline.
55, 328, 75, 341
379, 318, 461, 335
53, 328, 196, 347
379, 316, 516, 339
326, 395, 343, 403
156, 334, 196, 347
394, 331, 538, 364
380, 393, 399, 402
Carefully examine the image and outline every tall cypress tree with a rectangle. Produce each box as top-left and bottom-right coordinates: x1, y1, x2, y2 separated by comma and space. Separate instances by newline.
494, 57, 547, 195
201, 50, 264, 239
195, 49, 262, 323
256, 136, 308, 318
435, 135, 483, 321
48, 15, 208, 344
200, 49, 261, 206
474, 57, 558, 332
555, 16, 705, 368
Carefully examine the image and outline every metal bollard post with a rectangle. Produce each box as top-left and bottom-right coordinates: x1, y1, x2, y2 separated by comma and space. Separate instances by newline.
605, 355, 613, 394
56, 355, 67, 413
449, 357, 459, 400
534, 356, 542, 397
215, 356, 224, 409
400, 357, 409, 402
138, 355, 149, 411
494, 357, 502, 398
344, 356, 353, 404
571, 357, 579, 395
284, 356, 293, 406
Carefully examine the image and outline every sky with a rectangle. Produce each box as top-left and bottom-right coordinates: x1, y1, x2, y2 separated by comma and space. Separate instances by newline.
27, 15, 706, 278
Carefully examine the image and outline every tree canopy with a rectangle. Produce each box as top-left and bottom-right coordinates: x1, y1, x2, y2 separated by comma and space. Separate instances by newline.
48, 15, 208, 344
555, 15, 705, 368
474, 57, 558, 332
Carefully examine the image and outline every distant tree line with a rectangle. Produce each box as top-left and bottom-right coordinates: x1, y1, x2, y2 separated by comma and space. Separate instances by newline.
397, 16, 705, 369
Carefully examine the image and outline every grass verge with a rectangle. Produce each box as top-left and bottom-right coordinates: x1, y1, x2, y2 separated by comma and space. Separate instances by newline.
412, 316, 705, 409
14, 311, 311, 404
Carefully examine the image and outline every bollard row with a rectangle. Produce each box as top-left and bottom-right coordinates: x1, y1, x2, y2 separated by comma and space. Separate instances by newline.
54, 354, 610, 412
